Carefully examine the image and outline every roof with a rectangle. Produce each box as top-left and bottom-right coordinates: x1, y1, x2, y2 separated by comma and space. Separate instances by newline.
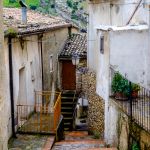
59, 33, 87, 59
3, 8, 73, 36
96, 24, 148, 31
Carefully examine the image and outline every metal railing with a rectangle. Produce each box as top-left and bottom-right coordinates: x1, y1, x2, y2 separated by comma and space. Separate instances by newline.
17, 91, 61, 134
72, 91, 77, 129
53, 93, 61, 131
110, 68, 150, 133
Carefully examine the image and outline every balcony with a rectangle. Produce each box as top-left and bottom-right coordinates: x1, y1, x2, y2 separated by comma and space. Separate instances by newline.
110, 68, 150, 133
17, 91, 61, 134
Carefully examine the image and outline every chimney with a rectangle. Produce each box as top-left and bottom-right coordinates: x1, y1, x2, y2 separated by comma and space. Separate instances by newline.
19, 0, 27, 24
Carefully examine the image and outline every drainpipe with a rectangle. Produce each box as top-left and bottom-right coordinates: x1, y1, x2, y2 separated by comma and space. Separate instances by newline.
8, 36, 16, 138
38, 34, 44, 90
126, 0, 143, 25
41, 40, 44, 90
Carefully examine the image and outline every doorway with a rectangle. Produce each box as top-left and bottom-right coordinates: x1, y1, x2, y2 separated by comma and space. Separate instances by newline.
62, 60, 76, 90
18, 67, 27, 105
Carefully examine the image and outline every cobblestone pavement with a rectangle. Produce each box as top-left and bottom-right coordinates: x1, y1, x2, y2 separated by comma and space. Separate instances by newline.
52, 131, 117, 150
8, 134, 55, 150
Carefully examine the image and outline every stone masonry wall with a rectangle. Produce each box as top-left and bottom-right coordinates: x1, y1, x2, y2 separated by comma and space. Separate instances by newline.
79, 70, 105, 136
111, 100, 150, 150
0, 1, 9, 149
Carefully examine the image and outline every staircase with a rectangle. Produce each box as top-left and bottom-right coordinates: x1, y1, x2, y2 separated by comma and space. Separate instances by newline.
52, 131, 117, 150
61, 91, 78, 131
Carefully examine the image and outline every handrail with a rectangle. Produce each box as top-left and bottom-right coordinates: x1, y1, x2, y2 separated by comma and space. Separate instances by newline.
54, 92, 61, 109
53, 92, 61, 131
72, 91, 78, 129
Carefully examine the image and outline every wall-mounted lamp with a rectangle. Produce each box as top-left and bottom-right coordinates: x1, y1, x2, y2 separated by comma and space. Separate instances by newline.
72, 53, 79, 66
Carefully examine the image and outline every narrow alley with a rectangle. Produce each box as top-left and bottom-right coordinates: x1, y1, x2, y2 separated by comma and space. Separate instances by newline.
1, 0, 150, 149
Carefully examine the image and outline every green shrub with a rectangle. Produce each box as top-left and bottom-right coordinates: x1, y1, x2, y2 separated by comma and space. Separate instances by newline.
29, 5, 37, 10
5, 27, 18, 37
132, 142, 140, 150
112, 72, 130, 96
131, 83, 140, 92
92, 130, 100, 139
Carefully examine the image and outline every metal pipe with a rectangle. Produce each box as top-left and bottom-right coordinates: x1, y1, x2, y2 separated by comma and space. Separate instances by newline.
8, 36, 16, 137
22, 7, 27, 24
126, 0, 143, 25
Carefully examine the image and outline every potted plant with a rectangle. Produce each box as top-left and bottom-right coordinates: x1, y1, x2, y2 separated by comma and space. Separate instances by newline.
131, 83, 140, 99
112, 72, 130, 100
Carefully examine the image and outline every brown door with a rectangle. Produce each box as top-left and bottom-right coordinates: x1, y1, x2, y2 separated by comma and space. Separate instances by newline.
62, 61, 76, 90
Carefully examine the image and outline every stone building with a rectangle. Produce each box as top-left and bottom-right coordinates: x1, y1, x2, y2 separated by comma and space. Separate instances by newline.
58, 33, 104, 135
87, 0, 150, 149
58, 33, 87, 91
0, 3, 10, 150
2, 7, 77, 145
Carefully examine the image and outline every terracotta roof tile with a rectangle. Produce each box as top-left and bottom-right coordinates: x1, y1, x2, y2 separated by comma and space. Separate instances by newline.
3, 8, 71, 35
59, 33, 87, 58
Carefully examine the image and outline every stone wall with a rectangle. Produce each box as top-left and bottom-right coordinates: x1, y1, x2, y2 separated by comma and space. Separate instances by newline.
79, 70, 105, 136
110, 100, 150, 150
0, 1, 9, 149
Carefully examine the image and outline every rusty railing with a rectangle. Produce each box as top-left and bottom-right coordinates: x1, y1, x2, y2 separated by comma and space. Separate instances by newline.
53, 93, 61, 131
17, 91, 61, 134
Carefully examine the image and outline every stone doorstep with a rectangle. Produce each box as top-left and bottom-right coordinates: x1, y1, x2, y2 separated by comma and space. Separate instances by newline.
54, 139, 105, 145
79, 148, 117, 150
65, 131, 88, 137
42, 136, 55, 150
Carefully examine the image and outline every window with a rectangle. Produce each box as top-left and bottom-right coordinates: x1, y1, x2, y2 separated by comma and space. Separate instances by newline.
100, 36, 104, 54
30, 61, 35, 81
49, 54, 53, 73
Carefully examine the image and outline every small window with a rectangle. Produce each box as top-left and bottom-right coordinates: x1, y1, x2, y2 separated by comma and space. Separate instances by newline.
30, 61, 35, 81
100, 36, 104, 54
49, 54, 53, 73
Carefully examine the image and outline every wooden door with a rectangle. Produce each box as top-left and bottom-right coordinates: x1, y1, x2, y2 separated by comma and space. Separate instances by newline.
62, 61, 76, 90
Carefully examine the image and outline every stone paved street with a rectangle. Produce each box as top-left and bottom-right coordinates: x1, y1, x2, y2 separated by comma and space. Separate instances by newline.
52, 131, 117, 150
8, 134, 55, 150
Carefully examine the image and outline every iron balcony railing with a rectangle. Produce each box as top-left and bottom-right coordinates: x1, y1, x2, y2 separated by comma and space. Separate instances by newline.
110, 68, 150, 133
17, 91, 61, 134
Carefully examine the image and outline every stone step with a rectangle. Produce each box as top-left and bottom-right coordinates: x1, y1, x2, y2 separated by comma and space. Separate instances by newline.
62, 112, 73, 118
61, 107, 73, 110
61, 101, 75, 104
64, 127, 70, 131
62, 112, 73, 115
52, 131, 117, 150
63, 117, 73, 120
52, 140, 106, 150
84, 148, 117, 150
55, 139, 105, 145
64, 122, 71, 125
61, 102, 76, 106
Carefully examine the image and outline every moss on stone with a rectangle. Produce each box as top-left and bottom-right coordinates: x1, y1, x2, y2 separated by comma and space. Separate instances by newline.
5, 27, 18, 38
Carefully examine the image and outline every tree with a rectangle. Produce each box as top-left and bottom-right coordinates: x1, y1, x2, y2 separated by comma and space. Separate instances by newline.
0, 1, 9, 149
9, 0, 16, 3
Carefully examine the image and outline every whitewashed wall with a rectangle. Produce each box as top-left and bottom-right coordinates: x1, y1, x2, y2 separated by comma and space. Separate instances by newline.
88, 0, 149, 71
11, 35, 42, 109
95, 26, 150, 145
110, 28, 150, 89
